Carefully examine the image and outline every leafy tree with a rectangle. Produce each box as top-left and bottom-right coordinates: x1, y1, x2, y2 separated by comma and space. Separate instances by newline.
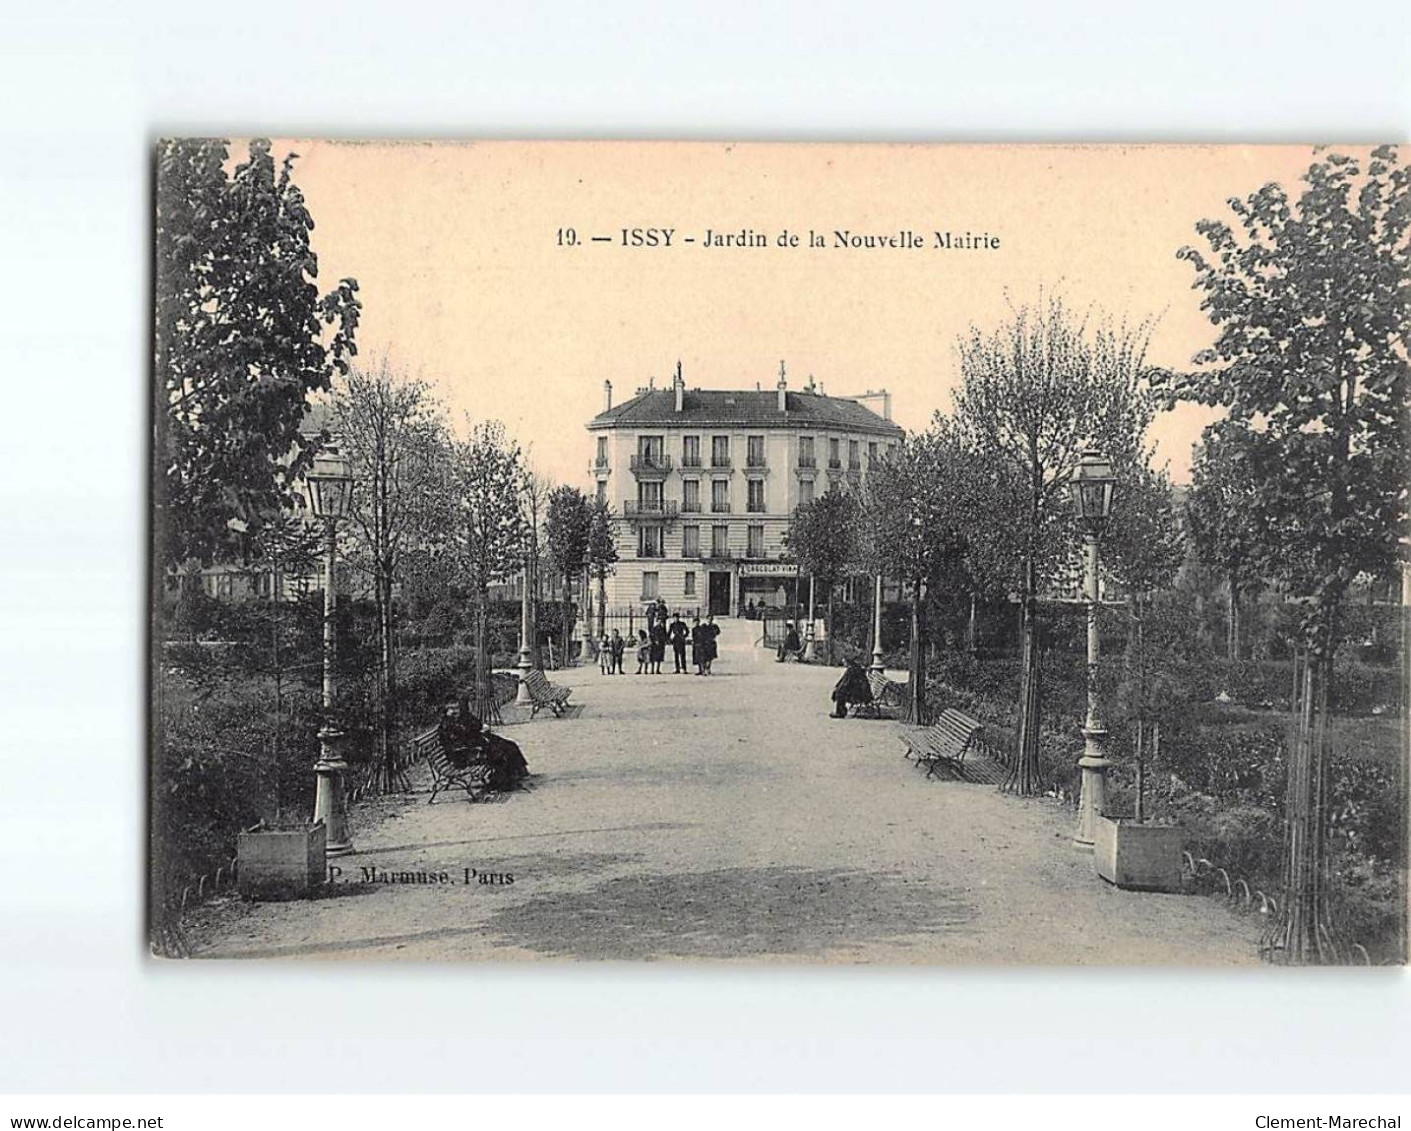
865, 426, 971, 722
1185, 420, 1268, 660
333, 358, 453, 787
1166, 146, 1410, 963
586, 498, 619, 636
518, 464, 553, 669
785, 488, 863, 663
952, 294, 1155, 794
546, 486, 592, 664
154, 138, 360, 571
451, 421, 528, 722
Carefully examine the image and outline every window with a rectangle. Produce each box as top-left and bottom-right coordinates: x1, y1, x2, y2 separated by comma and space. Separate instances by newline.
849, 439, 860, 469
868, 441, 878, 466
596, 480, 607, 503
711, 525, 729, 558
682, 479, 700, 512
684, 571, 696, 596
596, 435, 608, 466
682, 525, 700, 557
828, 437, 841, 468
798, 478, 814, 504
639, 435, 664, 462
639, 481, 663, 510
747, 478, 766, 513
682, 435, 701, 468
638, 526, 664, 558
798, 436, 815, 467
711, 479, 731, 513
747, 525, 764, 558
747, 435, 765, 467
642, 571, 660, 600
712, 435, 731, 467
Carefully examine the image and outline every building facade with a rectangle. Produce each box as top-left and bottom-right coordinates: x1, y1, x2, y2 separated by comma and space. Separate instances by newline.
587, 364, 904, 616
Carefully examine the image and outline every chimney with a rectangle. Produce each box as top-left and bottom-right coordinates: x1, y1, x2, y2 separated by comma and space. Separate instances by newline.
882, 389, 892, 421
776, 359, 788, 412
603, 379, 613, 412
673, 360, 685, 412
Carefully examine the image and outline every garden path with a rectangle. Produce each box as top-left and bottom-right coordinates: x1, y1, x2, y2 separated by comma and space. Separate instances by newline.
186, 618, 1261, 963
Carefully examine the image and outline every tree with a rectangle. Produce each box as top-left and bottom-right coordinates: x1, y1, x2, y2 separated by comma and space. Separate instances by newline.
785, 489, 863, 663
451, 421, 528, 723
1185, 420, 1268, 660
154, 138, 361, 571
952, 293, 1155, 794
1103, 463, 1185, 820
866, 427, 971, 723
546, 486, 592, 666
333, 358, 453, 789
518, 463, 553, 669
586, 499, 619, 637
1165, 146, 1410, 963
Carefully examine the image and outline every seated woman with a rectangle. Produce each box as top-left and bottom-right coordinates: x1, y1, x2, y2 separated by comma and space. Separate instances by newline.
776, 622, 803, 662
437, 700, 475, 768
830, 658, 873, 718
462, 712, 529, 791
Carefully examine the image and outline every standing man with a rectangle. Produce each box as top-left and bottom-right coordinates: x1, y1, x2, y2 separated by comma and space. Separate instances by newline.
609, 628, 626, 675
690, 615, 704, 675
668, 610, 689, 673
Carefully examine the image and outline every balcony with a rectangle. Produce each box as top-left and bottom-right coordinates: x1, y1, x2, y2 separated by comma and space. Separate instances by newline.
681, 454, 703, 469
710, 502, 733, 514
630, 453, 673, 477
589, 456, 611, 476
624, 500, 679, 519
681, 499, 702, 513
710, 455, 732, 469
827, 458, 842, 470
796, 455, 816, 469
746, 503, 766, 514
745, 454, 768, 469
681, 546, 703, 559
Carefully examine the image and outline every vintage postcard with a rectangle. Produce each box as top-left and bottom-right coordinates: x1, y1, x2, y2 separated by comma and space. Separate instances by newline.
151, 141, 1408, 965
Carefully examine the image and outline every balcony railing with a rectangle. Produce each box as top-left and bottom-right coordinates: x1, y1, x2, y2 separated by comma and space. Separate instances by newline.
746, 503, 766, 514
630, 454, 673, 474
681, 546, 703, 559
797, 455, 816, 469
710, 455, 732, 468
681, 455, 703, 468
710, 502, 732, 513
681, 499, 702, 513
827, 458, 843, 470
746, 455, 768, 469
848, 460, 862, 472
624, 500, 679, 518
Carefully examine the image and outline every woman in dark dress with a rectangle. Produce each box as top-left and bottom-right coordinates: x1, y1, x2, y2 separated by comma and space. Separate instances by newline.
830, 658, 873, 717
689, 616, 704, 675
648, 619, 667, 674
701, 614, 720, 675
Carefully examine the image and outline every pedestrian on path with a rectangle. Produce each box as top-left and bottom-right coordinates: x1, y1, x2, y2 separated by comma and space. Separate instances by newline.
690, 616, 704, 674
701, 614, 720, 675
598, 632, 611, 675
609, 629, 625, 674
635, 629, 650, 675
649, 618, 667, 674
668, 611, 689, 673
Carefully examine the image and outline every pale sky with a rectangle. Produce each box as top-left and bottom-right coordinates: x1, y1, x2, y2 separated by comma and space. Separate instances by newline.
279, 140, 1325, 487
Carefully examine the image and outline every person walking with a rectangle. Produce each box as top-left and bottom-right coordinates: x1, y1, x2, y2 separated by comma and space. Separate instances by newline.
609, 629, 626, 675
668, 611, 689, 673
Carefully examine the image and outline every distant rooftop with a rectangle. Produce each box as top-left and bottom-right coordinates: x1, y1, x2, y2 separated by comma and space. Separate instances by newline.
589, 387, 903, 436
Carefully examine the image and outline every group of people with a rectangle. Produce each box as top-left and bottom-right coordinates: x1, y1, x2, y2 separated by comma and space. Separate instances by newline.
598, 600, 722, 676
436, 697, 530, 792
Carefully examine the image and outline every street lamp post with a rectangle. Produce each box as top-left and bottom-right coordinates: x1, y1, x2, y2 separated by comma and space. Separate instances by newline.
515, 563, 534, 705
306, 446, 355, 857
870, 573, 885, 673
1070, 448, 1117, 849
803, 573, 817, 661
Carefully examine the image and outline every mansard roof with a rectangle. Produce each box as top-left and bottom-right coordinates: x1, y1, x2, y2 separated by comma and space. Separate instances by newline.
589, 388, 903, 436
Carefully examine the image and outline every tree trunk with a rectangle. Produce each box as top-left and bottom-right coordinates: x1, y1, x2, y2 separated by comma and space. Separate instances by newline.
596, 568, 606, 637
473, 585, 500, 725
825, 581, 835, 665
1265, 644, 1338, 964
967, 593, 978, 654
563, 570, 575, 668
909, 577, 928, 725
1227, 578, 1240, 661
1005, 595, 1043, 796
378, 568, 401, 791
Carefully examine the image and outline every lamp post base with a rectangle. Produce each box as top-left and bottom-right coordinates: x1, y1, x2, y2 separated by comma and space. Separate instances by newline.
1073, 742, 1111, 849
514, 649, 535, 706
313, 728, 354, 857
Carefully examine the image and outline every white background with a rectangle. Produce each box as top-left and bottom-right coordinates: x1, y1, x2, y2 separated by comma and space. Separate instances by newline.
1, 0, 1408, 1095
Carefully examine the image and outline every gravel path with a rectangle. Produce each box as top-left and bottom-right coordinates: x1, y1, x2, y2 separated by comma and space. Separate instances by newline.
186, 620, 1261, 964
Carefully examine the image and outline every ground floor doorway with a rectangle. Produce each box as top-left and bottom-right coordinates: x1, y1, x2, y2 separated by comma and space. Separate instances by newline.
708, 570, 732, 616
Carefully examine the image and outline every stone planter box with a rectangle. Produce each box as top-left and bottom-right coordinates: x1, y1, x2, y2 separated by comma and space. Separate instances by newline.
237, 819, 326, 900
1093, 817, 1184, 893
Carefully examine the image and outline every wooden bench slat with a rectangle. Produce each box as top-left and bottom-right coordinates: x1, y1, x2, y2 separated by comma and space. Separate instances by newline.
899, 707, 985, 778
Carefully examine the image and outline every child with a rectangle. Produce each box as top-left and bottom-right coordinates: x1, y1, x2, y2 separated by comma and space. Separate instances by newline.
635, 629, 650, 674
599, 632, 612, 675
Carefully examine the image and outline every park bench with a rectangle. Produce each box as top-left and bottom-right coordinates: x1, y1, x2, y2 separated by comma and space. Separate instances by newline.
900, 708, 986, 778
412, 726, 490, 804
522, 669, 572, 718
849, 669, 904, 718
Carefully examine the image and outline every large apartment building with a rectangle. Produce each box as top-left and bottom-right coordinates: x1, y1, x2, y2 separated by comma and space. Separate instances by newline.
587, 363, 904, 615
